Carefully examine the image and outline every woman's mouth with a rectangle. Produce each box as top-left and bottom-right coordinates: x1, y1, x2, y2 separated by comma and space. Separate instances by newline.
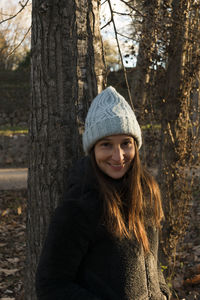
108, 163, 124, 171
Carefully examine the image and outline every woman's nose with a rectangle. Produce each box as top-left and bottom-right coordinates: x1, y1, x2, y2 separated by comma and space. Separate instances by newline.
111, 147, 124, 162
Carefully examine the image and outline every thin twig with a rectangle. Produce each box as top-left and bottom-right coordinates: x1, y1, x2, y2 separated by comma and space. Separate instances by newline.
167, 122, 175, 144
112, 10, 131, 16
119, 0, 144, 18
116, 32, 133, 40
7, 26, 31, 57
101, 19, 112, 30
107, 0, 134, 109
0, 0, 30, 25
101, 0, 108, 5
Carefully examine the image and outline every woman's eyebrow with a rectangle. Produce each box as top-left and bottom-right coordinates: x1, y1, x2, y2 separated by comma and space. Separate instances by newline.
99, 138, 111, 142
122, 138, 133, 141
99, 137, 133, 143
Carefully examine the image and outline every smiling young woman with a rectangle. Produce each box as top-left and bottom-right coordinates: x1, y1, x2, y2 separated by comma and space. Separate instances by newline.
36, 87, 170, 300
94, 135, 135, 179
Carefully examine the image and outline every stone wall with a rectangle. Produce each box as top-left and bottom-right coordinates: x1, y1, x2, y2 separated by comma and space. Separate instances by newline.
0, 130, 198, 168
0, 70, 30, 128
0, 112, 28, 128
0, 134, 28, 168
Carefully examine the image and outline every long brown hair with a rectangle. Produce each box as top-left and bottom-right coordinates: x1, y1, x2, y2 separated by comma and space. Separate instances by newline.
90, 140, 163, 253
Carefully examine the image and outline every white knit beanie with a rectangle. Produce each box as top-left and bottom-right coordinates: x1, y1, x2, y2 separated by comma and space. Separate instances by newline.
82, 86, 142, 154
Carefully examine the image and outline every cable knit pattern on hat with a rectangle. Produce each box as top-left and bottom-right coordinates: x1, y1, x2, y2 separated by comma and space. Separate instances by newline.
83, 86, 142, 154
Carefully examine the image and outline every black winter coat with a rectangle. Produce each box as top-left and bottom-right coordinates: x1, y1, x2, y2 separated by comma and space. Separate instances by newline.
36, 157, 170, 300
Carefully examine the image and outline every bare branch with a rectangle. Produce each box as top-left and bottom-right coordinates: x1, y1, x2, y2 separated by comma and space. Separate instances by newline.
112, 10, 131, 16
7, 26, 31, 57
119, 0, 144, 18
101, 0, 108, 5
101, 19, 112, 30
107, 0, 134, 109
0, 0, 30, 25
116, 32, 133, 40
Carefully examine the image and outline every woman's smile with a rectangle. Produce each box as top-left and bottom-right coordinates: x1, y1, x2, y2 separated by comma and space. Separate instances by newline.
108, 163, 124, 171
94, 135, 135, 179
109, 164, 123, 169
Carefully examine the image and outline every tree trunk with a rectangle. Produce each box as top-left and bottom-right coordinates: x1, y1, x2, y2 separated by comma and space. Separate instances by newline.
130, 0, 161, 165
26, 0, 106, 299
131, 0, 160, 111
159, 0, 193, 272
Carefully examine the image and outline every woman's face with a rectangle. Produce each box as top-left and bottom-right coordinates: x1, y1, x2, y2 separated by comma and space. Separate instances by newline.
94, 135, 135, 179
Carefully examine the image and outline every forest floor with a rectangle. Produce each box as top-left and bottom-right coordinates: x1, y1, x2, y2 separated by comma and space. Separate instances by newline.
0, 189, 200, 300
0, 190, 26, 300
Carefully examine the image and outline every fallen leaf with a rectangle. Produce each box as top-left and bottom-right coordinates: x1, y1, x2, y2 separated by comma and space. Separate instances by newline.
0, 268, 19, 276
1, 209, 10, 216
184, 274, 200, 285
17, 206, 22, 215
7, 257, 20, 264
5, 290, 13, 294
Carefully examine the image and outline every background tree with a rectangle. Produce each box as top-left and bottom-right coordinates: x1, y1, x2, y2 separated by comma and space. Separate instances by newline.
130, 0, 161, 113
0, 0, 199, 297
0, 31, 8, 69
159, 0, 200, 273
102, 0, 199, 284
118, 0, 200, 279
26, 0, 106, 299
0, 0, 31, 70
103, 38, 119, 71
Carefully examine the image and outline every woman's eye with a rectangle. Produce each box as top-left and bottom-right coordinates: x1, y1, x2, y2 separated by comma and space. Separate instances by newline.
100, 143, 110, 147
101, 143, 110, 147
122, 141, 131, 146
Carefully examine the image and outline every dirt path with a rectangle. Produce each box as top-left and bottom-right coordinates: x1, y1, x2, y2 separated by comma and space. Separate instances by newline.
0, 169, 27, 190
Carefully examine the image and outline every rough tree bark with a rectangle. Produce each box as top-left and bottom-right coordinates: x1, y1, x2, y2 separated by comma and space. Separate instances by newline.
159, 0, 194, 272
131, 0, 160, 111
129, 0, 161, 164
26, 0, 106, 299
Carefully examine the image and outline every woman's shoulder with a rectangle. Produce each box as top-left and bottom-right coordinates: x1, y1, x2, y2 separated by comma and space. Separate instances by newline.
66, 156, 96, 188
62, 156, 101, 215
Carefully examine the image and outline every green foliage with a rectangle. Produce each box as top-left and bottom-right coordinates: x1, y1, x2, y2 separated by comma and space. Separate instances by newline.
161, 265, 168, 272
0, 126, 28, 136
0, 125, 27, 131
